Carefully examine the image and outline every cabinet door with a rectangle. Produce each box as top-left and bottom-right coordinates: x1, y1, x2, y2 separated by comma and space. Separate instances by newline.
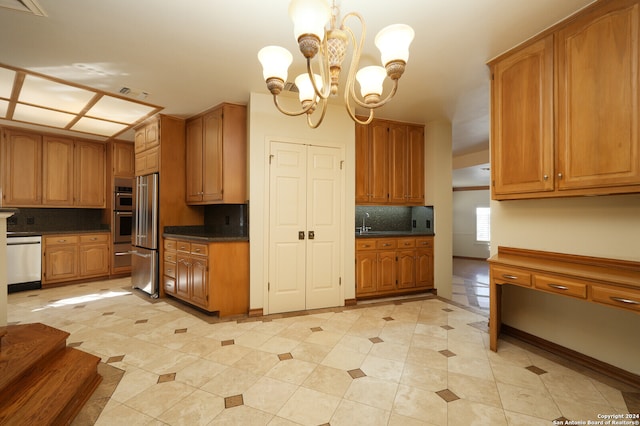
176, 255, 191, 299
415, 249, 434, 288
202, 109, 223, 202
356, 252, 377, 294
42, 136, 74, 206
397, 249, 416, 289
113, 141, 135, 178
491, 35, 554, 197
389, 124, 408, 204
134, 128, 146, 153
556, 0, 640, 190
406, 125, 425, 204
185, 117, 204, 202
190, 256, 208, 307
355, 122, 370, 204
1, 130, 42, 206
377, 251, 396, 292
369, 121, 389, 203
45, 245, 78, 283
79, 244, 109, 277
75, 141, 105, 207
145, 122, 159, 149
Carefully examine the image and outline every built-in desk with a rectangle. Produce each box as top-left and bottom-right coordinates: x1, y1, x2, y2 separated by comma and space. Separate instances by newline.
487, 247, 640, 352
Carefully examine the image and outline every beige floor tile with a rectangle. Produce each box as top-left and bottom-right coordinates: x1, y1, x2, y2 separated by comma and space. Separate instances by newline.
259, 335, 301, 354
243, 376, 299, 415
200, 366, 260, 398
277, 387, 341, 425
265, 358, 317, 385
409, 333, 448, 352
211, 404, 274, 425
388, 412, 435, 426
302, 364, 353, 398
393, 384, 448, 425
447, 398, 508, 426
368, 340, 410, 362
490, 361, 548, 391
503, 410, 553, 426
157, 388, 224, 425
290, 341, 332, 364
447, 372, 503, 408
203, 342, 252, 366
447, 354, 494, 381
109, 366, 161, 403
334, 334, 374, 354
235, 330, 275, 349
553, 395, 619, 422
175, 358, 227, 388
413, 323, 448, 339
233, 349, 280, 376
400, 362, 448, 392
123, 380, 196, 418
330, 398, 390, 426
496, 382, 562, 420
266, 416, 304, 426
344, 376, 399, 411
303, 329, 344, 347
321, 346, 367, 371
590, 379, 629, 412
94, 400, 154, 425
541, 371, 612, 407
360, 354, 405, 382
276, 324, 313, 342
405, 345, 448, 371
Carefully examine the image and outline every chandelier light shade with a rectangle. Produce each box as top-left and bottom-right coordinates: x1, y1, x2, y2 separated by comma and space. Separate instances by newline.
258, 0, 414, 128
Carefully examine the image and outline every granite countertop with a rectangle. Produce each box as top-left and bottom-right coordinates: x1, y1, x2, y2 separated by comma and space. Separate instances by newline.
7, 229, 110, 237
355, 231, 435, 238
163, 226, 249, 242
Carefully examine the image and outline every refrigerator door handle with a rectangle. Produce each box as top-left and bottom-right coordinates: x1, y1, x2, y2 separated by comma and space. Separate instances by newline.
129, 250, 152, 258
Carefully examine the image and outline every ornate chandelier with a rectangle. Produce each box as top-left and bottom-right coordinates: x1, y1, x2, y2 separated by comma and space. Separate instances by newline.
258, 0, 414, 128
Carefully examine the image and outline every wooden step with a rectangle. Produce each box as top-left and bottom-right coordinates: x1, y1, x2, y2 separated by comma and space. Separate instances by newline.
0, 323, 102, 425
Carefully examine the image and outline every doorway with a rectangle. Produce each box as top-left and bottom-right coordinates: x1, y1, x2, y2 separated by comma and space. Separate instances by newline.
267, 141, 344, 314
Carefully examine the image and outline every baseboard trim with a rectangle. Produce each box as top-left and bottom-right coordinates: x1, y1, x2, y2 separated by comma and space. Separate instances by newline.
344, 298, 357, 307
501, 324, 640, 389
453, 256, 488, 261
248, 308, 263, 317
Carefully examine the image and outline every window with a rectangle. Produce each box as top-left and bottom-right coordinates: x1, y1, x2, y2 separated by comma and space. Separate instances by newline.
476, 207, 490, 242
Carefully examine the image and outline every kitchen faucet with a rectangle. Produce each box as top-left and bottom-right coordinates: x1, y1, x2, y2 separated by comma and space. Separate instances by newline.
359, 212, 372, 234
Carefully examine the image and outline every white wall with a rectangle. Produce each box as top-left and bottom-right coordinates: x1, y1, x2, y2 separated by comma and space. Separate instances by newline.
425, 121, 454, 300
491, 194, 640, 374
248, 93, 355, 313
453, 189, 490, 259
0, 212, 9, 326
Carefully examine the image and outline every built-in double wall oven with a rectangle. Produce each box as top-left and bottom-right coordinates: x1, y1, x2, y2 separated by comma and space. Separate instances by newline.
113, 177, 133, 271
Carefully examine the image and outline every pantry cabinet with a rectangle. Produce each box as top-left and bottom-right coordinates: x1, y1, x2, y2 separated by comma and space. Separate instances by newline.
185, 103, 247, 204
356, 118, 425, 205
489, 0, 640, 199
355, 236, 433, 297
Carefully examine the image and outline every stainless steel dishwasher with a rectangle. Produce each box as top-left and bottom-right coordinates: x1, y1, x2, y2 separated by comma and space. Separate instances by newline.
6, 234, 42, 293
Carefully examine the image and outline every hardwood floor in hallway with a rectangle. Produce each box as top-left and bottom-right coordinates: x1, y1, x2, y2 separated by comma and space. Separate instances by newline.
452, 257, 490, 314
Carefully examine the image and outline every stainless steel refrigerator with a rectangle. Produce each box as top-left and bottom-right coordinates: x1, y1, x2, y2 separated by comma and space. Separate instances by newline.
131, 173, 159, 297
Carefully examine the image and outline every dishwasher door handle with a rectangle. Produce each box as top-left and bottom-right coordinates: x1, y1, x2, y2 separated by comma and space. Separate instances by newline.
7, 241, 41, 246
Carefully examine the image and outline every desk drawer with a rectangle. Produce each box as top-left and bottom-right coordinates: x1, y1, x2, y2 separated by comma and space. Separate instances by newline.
376, 239, 397, 250
356, 240, 378, 251
592, 285, 640, 312
415, 238, 433, 249
534, 274, 587, 299
397, 238, 416, 248
491, 265, 532, 287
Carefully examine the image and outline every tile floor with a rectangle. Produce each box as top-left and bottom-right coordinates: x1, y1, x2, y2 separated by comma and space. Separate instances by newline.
6, 261, 639, 425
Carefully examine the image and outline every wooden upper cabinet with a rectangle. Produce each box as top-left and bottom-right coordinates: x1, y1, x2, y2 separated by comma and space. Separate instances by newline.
75, 141, 105, 207
43, 136, 74, 206
490, 0, 640, 199
490, 35, 554, 197
355, 118, 424, 205
185, 103, 246, 204
134, 120, 161, 175
113, 141, 135, 178
1, 129, 42, 206
556, 0, 640, 191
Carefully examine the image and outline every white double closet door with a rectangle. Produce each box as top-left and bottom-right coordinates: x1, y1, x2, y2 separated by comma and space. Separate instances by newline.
268, 140, 344, 314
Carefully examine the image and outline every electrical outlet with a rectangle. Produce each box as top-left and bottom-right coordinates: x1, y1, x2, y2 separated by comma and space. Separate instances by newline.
7, 216, 17, 225
225, 215, 230, 225
27, 217, 35, 225
412, 219, 416, 228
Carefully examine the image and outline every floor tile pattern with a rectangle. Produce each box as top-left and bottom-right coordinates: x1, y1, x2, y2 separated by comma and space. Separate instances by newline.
7, 270, 638, 425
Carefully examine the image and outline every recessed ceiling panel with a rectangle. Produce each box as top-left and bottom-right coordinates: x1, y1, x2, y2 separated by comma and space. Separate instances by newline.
87, 95, 157, 123
13, 103, 75, 128
19, 74, 95, 113
71, 116, 128, 136
0, 67, 15, 98
0, 99, 8, 117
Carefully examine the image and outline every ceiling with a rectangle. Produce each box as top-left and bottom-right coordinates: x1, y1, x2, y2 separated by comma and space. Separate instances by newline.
0, 0, 595, 184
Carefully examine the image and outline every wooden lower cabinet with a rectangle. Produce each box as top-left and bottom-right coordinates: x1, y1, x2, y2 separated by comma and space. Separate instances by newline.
163, 238, 249, 316
43, 233, 110, 286
355, 236, 434, 297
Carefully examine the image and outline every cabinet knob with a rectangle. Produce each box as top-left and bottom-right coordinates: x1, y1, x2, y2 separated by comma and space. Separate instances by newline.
557, 173, 563, 179
543, 175, 548, 181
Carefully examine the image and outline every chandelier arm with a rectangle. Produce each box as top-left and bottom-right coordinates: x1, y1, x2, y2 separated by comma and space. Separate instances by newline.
306, 56, 331, 100
272, 94, 316, 117
353, 79, 400, 110
345, 103, 374, 125
306, 97, 329, 129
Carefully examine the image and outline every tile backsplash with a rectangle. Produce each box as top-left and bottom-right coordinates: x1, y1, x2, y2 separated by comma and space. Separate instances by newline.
355, 205, 434, 233
7, 208, 107, 232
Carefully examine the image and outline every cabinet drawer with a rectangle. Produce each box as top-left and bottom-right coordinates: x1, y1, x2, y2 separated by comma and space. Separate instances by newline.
191, 243, 208, 256
592, 285, 640, 312
164, 261, 177, 278
176, 241, 191, 253
164, 239, 177, 251
164, 251, 177, 263
415, 238, 433, 249
163, 276, 176, 294
534, 274, 587, 299
376, 239, 397, 250
356, 239, 378, 251
80, 234, 109, 244
491, 265, 532, 287
397, 238, 415, 248
45, 235, 79, 245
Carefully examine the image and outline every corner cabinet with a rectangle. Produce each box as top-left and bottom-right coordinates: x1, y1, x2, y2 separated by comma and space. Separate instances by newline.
185, 103, 247, 204
356, 119, 425, 205
356, 236, 433, 298
163, 237, 249, 316
489, 0, 640, 200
